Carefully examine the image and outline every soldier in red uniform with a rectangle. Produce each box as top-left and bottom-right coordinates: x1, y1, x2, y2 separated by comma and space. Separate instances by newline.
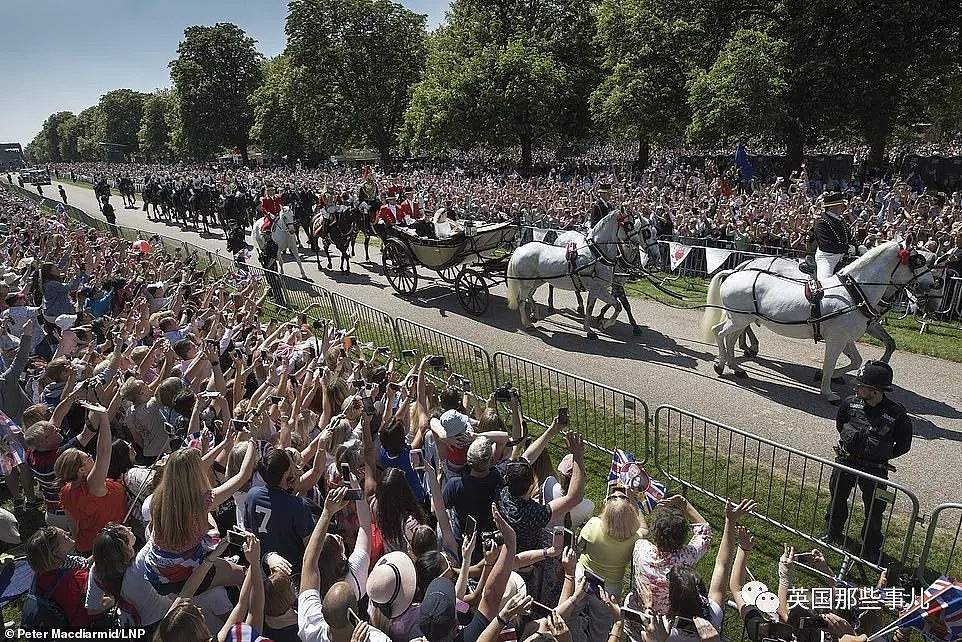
398, 187, 422, 226
373, 192, 400, 227
260, 183, 283, 236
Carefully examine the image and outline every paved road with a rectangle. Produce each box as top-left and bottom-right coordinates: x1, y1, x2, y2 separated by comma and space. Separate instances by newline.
36, 177, 962, 512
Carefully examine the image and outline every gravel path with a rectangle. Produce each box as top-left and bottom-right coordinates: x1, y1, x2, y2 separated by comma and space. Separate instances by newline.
38, 178, 962, 513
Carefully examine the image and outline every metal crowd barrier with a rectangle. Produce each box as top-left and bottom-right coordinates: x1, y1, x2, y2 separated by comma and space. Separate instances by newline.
393, 318, 495, 389
652, 405, 921, 570
491, 352, 649, 462
917, 503, 962, 583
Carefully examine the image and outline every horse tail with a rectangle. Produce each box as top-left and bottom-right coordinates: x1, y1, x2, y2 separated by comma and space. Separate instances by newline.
700, 270, 732, 343
505, 257, 520, 310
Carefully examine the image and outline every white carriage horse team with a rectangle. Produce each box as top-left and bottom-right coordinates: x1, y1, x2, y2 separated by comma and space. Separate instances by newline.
504, 210, 942, 402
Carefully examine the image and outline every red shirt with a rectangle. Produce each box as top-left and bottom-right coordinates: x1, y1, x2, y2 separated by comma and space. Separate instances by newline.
374, 204, 399, 226
260, 195, 282, 217
36, 568, 96, 628
398, 200, 421, 222
60, 479, 127, 553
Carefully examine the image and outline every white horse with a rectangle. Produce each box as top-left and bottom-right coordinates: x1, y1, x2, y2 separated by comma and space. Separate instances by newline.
700, 241, 934, 402
547, 218, 661, 334
254, 206, 308, 278
506, 212, 634, 339
734, 251, 945, 364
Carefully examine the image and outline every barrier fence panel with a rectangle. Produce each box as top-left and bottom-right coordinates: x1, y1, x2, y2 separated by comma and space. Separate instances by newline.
393, 318, 494, 391
327, 291, 399, 355
491, 352, 649, 463
917, 503, 962, 583
653, 405, 921, 570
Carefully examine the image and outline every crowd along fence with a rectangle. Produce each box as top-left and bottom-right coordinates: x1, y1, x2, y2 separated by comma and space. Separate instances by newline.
8, 180, 960, 584
491, 352, 649, 464
652, 405, 922, 573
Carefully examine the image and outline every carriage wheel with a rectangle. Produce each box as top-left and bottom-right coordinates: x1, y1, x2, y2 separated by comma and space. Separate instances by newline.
382, 240, 418, 295
436, 267, 458, 283
455, 269, 489, 315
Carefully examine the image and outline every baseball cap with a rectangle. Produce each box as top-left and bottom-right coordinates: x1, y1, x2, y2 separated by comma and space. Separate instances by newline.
418, 577, 457, 642
430, 409, 471, 440
54, 314, 78, 331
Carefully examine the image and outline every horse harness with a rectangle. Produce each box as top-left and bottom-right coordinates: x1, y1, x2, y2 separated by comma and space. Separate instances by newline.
741, 247, 931, 343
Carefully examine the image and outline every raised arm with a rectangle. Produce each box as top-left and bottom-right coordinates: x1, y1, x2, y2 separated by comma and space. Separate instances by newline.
729, 526, 754, 611
301, 487, 348, 592
86, 410, 112, 496
210, 440, 256, 509
709, 499, 756, 608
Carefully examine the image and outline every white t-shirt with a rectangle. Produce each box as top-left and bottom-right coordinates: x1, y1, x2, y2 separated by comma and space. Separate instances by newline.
541, 475, 595, 528
85, 562, 173, 627
298, 590, 392, 642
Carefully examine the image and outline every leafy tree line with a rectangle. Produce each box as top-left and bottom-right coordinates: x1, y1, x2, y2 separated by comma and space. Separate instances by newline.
26, 0, 962, 171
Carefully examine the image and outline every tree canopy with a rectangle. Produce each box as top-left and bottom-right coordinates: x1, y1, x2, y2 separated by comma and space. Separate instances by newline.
169, 23, 264, 161
286, 0, 428, 165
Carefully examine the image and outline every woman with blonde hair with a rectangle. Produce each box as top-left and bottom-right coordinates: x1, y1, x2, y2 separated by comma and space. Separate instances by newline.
142, 443, 257, 600
577, 487, 645, 642
55, 408, 126, 556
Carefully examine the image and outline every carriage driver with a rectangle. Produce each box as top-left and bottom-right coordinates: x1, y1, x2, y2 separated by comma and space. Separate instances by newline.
822, 360, 913, 564
259, 183, 283, 237
813, 192, 856, 281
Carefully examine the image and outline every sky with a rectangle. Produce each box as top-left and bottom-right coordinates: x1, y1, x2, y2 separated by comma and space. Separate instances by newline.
0, 0, 449, 147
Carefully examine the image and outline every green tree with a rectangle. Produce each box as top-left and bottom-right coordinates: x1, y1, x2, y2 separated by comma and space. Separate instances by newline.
56, 114, 79, 162
138, 90, 179, 162
687, 29, 788, 146
99, 89, 148, 158
169, 23, 264, 161
35, 111, 75, 162
403, 0, 598, 169
75, 106, 106, 161
286, 0, 428, 166
591, 0, 706, 166
249, 55, 305, 160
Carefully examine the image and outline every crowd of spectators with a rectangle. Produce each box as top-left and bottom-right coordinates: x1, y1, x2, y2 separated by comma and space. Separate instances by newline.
0, 182, 922, 641
38, 150, 962, 266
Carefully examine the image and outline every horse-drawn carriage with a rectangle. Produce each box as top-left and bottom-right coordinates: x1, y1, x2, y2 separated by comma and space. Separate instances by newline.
378, 219, 520, 315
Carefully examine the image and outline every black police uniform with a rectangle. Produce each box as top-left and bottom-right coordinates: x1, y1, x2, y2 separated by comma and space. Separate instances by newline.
824, 393, 912, 560
589, 196, 612, 229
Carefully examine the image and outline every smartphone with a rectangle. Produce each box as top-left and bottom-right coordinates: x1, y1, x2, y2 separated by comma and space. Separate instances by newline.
620, 608, 649, 625
198, 391, 220, 399
463, 515, 477, 541
227, 528, 249, 548
558, 407, 569, 426
551, 526, 564, 551
409, 448, 424, 471
429, 355, 447, 370
344, 488, 364, 501
311, 319, 326, 329
530, 600, 553, 618
347, 607, 361, 627
352, 379, 366, 389
361, 397, 376, 417
584, 568, 605, 597
230, 419, 250, 431
341, 463, 352, 482
401, 349, 418, 358
269, 395, 284, 404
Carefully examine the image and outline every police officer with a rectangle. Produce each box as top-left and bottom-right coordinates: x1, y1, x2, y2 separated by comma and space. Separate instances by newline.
812, 192, 855, 281
823, 361, 912, 563
589, 183, 613, 229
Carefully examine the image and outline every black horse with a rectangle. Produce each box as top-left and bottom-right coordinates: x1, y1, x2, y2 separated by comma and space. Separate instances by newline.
355, 191, 380, 262
189, 184, 220, 234
93, 179, 111, 212
310, 206, 362, 273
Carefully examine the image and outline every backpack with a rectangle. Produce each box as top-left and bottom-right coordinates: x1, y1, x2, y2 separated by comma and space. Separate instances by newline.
22, 569, 69, 629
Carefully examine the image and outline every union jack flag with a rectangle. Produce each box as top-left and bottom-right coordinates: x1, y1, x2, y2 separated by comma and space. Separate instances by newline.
874, 576, 962, 642
224, 269, 261, 290
224, 622, 274, 642
607, 448, 666, 514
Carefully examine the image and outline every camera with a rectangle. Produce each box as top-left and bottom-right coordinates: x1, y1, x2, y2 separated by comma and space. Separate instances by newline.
493, 383, 514, 402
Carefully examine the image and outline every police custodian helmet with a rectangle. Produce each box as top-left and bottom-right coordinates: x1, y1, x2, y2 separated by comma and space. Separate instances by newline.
855, 360, 893, 391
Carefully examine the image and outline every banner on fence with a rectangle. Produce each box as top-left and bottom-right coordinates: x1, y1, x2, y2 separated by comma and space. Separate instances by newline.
705, 247, 733, 274
668, 242, 692, 271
